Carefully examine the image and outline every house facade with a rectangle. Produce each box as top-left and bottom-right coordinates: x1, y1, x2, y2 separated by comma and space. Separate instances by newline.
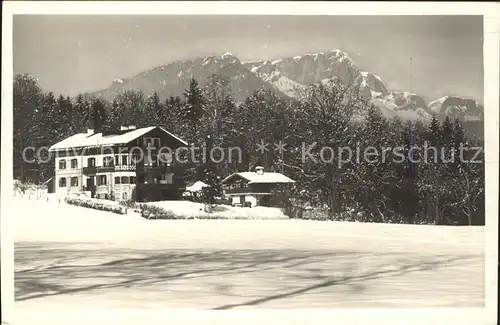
48, 126, 188, 202
221, 166, 295, 207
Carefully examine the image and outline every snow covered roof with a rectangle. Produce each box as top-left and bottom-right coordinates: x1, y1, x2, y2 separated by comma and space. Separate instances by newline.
185, 181, 210, 193
48, 126, 187, 151
222, 171, 295, 184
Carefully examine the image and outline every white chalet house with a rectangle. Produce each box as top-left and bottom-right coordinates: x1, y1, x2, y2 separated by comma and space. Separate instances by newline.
221, 166, 295, 207
48, 125, 187, 201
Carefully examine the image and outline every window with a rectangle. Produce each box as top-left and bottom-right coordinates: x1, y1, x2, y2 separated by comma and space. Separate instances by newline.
58, 177, 67, 187
131, 155, 140, 164
121, 176, 129, 184
161, 173, 173, 184
158, 153, 172, 166
151, 156, 159, 167
143, 137, 160, 148
59, 160, 66, 170
115, 155, 120, 166
130, 176, 136, 184
144, 154, 153, 166
87, 157, 96, 167
71, 159, 78, 169
98, 175, 107, 185
114, 176, 121, 184
71, 177, 79, 187
103, 156, 113, 167
121, 155, 128, 166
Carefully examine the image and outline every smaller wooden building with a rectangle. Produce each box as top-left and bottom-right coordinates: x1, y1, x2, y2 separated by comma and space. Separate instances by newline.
221, 166, 295, 207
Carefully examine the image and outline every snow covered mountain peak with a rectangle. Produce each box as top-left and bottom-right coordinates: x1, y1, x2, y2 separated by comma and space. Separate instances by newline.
242, 49, 360, 90
359, 71, 389, 96
93, 50, 482, 124
220, 52, 238, 61
428, 95, 484, 120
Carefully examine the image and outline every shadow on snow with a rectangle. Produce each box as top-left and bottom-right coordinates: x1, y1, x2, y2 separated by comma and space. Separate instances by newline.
14, 242, 480, 309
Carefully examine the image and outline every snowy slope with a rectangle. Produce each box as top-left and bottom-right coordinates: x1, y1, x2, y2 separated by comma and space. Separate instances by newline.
243, 50, 360, 88
359, 72, 389, 95
371, 91, 431, 121
240, 60, 307, 97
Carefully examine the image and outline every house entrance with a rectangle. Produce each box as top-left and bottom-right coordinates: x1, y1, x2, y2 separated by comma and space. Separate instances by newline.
86, 176, 96, 198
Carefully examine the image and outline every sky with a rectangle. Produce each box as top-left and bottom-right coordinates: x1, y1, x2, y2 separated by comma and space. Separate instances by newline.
13, 15, 484, 102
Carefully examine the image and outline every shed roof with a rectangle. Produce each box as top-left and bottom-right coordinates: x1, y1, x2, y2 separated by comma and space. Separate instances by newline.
185, 181, 210, 192
222, 171, 295, 184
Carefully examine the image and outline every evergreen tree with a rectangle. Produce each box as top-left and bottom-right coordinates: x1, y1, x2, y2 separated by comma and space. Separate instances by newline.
115, 90, 145, 127
73, 93, 88, 132
13, 74, 43, 181
107, 98, 125, 131
441, 116, 454, 147
40, 92, 58, 142
164, 95, 184, 134
182, 78, 205, 136
428, 115, 441, 146
65, 96, 75, 133
143, 91, 163, 126
200, 135, 222, 206
452, 118, 466, 148
90, 98, 107, 132
55, 95, 72, 136
346, 105, 402, 222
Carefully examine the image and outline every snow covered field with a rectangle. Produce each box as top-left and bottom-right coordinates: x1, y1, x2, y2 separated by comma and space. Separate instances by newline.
12, 196, 485, 312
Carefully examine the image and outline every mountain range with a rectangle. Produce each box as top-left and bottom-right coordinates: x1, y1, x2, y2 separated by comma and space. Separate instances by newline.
90, 50, 484, 125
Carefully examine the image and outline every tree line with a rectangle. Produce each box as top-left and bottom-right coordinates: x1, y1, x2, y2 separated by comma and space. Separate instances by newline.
13, 73, 485, 225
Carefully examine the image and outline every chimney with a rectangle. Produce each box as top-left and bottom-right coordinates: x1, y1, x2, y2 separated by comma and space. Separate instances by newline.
128, 125, 136, 130
120, 126, 128, 131
255, 166, 264, 175
87, 129, 94, 136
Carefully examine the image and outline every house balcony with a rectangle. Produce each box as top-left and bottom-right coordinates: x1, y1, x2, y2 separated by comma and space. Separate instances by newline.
82, 166, 115, 175
136, 165, 172, 174
83, 164, 172, 176
114, 164, 136, 172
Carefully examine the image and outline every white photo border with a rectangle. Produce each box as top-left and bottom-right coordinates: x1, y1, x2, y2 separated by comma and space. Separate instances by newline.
2, 2, 498, 325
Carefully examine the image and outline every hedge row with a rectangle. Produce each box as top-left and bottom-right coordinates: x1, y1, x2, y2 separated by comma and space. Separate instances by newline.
138, 203, 289, 220
65, 197, 126, 215
139, 204, 245, 220
139, 204, 178, 219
